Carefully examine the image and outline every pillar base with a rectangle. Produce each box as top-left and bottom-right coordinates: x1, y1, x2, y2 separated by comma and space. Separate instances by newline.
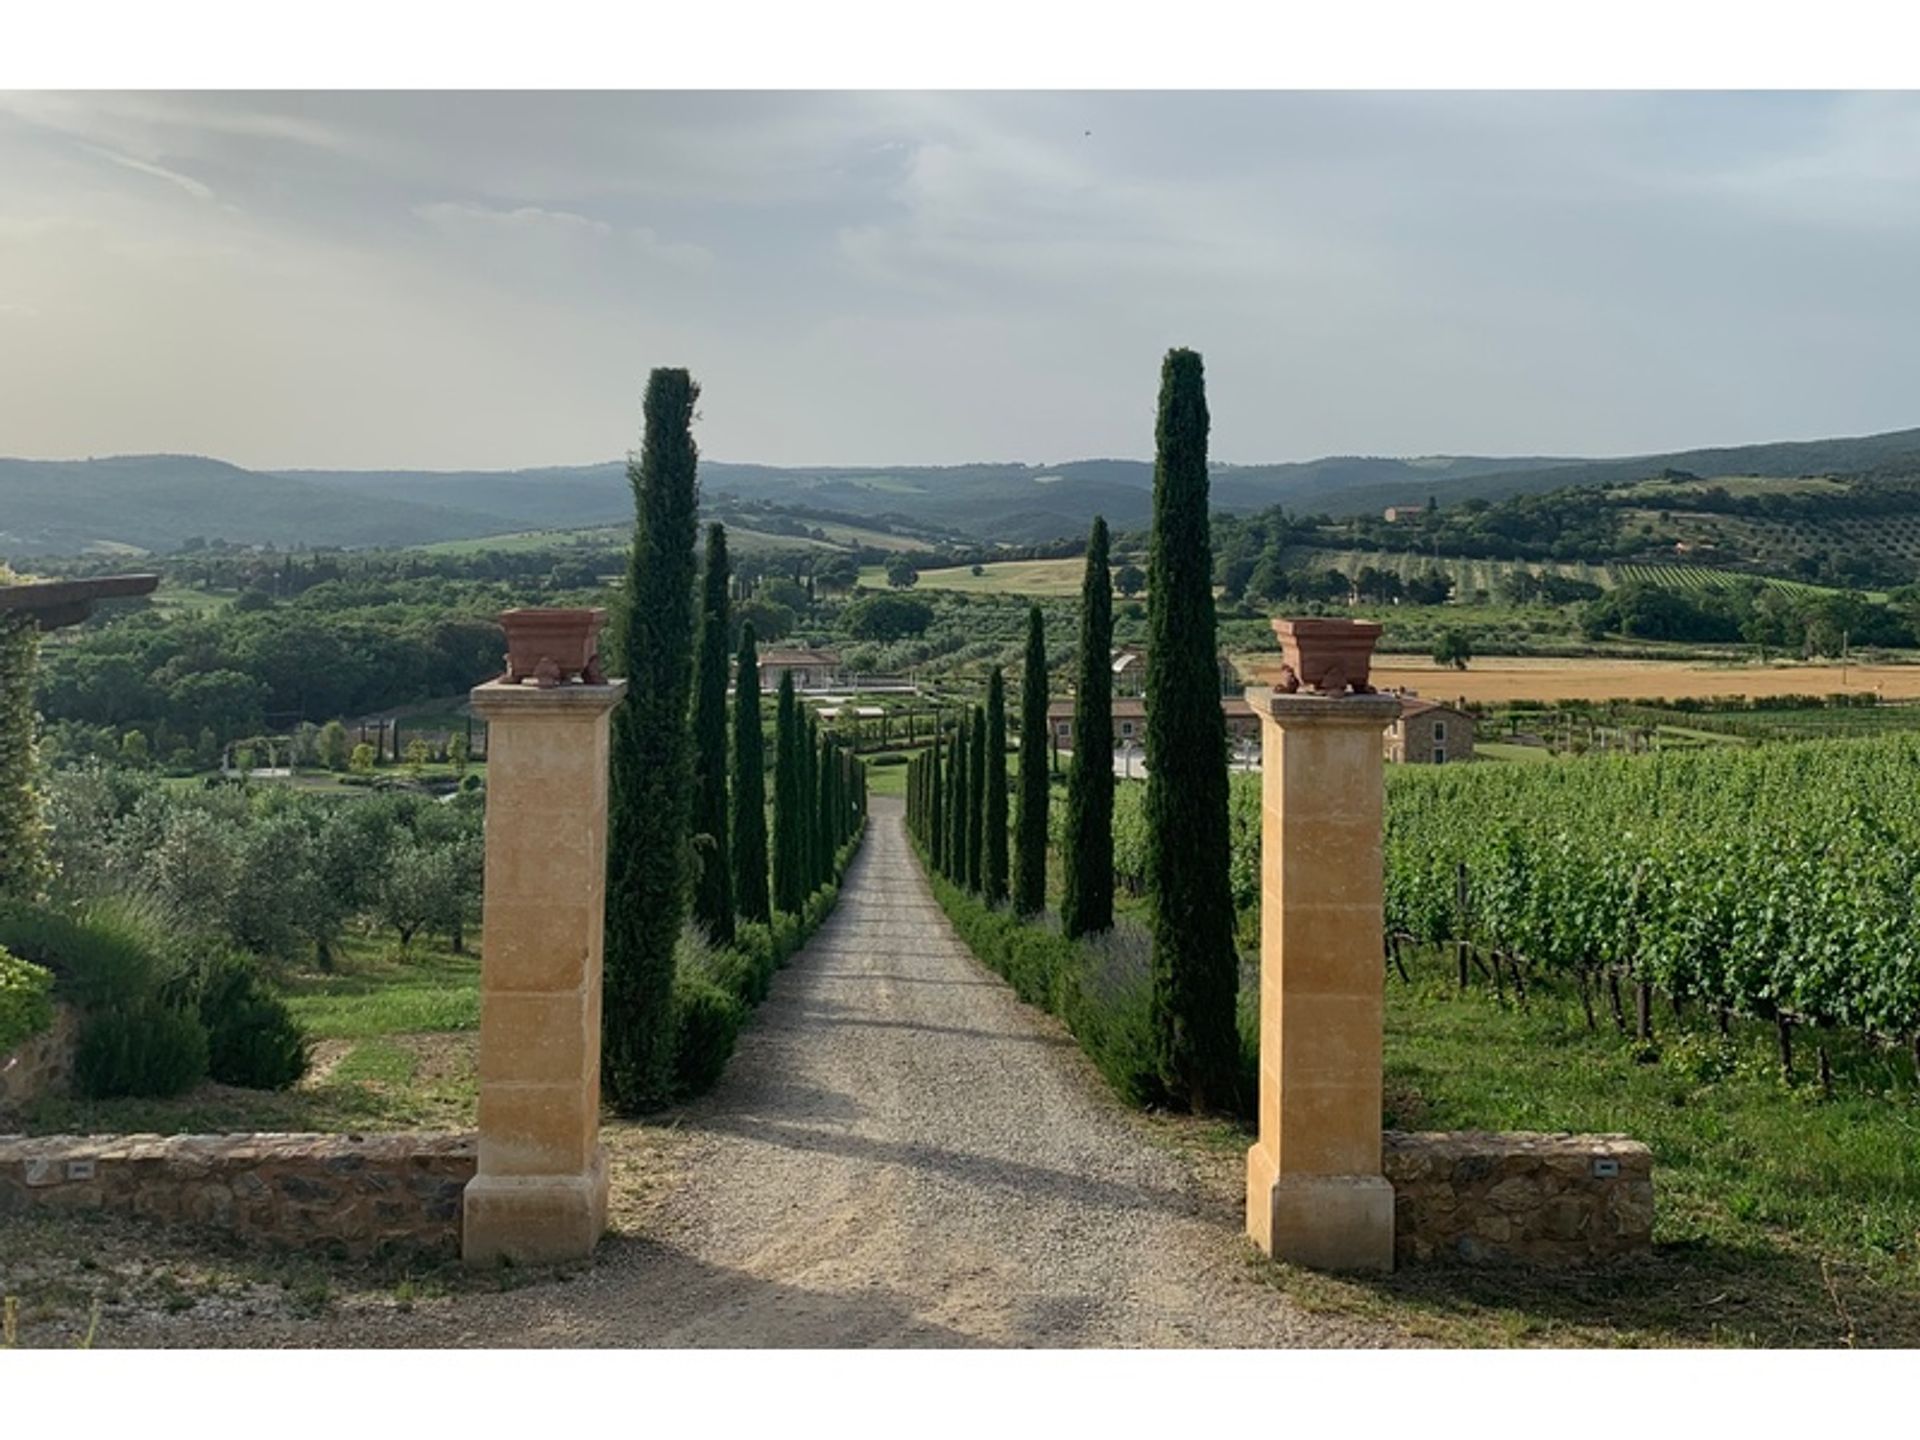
462, 1148, 608, 1267
1247, 1144, 1395, 1273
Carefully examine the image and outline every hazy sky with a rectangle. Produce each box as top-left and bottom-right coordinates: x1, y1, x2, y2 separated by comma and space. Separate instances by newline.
4, 90, 1919, 471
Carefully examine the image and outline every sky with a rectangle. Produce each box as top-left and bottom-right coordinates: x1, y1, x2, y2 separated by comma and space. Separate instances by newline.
4, 90, 1920, 472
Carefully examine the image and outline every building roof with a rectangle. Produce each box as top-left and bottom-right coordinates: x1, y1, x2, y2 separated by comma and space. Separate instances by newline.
1398, 696, 1472, 721
758, 648, 841, 667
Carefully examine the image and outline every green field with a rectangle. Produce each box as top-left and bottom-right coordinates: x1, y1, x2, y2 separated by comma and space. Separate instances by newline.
861, 558, 1090, 596
1286, 548, 1615, 598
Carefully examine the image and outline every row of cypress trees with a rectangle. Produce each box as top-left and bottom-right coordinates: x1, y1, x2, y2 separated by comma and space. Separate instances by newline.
605, 368, 867, 1116
906, 349, 1239, 1114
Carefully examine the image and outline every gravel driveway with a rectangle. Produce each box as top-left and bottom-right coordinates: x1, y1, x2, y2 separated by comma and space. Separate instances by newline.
86, 798, 1398, 1348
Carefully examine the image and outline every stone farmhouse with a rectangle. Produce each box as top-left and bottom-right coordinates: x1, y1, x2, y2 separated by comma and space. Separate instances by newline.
1385, 694, 1474, 764
1046, 694, 1261, 749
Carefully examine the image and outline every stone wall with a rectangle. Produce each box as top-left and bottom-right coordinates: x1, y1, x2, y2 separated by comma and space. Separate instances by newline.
0, 1003, 79, 1114
0, 1132, 476, 1258
1383, 1131, 1653, 1266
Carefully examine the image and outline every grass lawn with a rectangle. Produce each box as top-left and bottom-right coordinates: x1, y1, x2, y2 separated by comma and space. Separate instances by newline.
859, 558, 1093, 597
1235, 947, 1920, 1346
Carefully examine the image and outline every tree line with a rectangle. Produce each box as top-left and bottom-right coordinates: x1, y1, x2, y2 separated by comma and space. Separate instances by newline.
601, 371, 869, 1115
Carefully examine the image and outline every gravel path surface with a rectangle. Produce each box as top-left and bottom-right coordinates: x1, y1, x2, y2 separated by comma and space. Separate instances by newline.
88, 798, 1399, 1348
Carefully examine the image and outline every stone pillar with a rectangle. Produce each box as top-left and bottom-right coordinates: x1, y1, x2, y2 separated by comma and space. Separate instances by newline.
1245, 630, 1400, 1272
462, 662, 623, 1267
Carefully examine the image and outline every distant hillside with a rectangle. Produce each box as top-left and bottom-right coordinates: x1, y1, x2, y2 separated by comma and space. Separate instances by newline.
8, 426, 1920, 556
0, 455, 508, 556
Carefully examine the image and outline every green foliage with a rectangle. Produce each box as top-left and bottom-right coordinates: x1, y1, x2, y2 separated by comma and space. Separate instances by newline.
884, 554, 920, 588
772, 672, 805, 915
842, 592, 934, 641
1143, 348, 1239, 1112
190, 951, 311, 1090
691, 523, 735, 945
0, 943, 55, 1055
984, 668, 1009, 906
0, 895, 174, 1011
670, 969, 744, 1098
605, 367, 702, 1115
1013, 606, 1050, 918
966, 706, 986, 893
348, 743, 376, 776
0, 616, 46, 902
74, 1000, 209, 1099
1061, 517, 1115, 939
1432, 629, 1474, 669
731, 623, 772, 925
318, 719, 352, 771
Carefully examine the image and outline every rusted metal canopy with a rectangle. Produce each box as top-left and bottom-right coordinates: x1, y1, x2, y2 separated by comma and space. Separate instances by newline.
0, 574, 160, 631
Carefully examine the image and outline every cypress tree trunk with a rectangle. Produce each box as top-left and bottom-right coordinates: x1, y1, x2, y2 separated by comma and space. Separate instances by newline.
604, 367, 701, 1115
967, 706, 987, 893
1013, 605, 1049, 917
1143, 348, 1239, 1114
929, 729, 945, 872
690, 523, 735, 945
1061, 517, 1115, 938
772, 671, 803, 914
731, 621, 771, 924
947, 717, 968, 882
984, 669, 1010, 904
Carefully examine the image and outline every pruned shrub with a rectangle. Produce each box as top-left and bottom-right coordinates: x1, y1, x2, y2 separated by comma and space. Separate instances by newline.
74, 1001, 209, 1099
670, 971, 743, 1098
193, 951, 310, 1091
0, 942, 55, 1055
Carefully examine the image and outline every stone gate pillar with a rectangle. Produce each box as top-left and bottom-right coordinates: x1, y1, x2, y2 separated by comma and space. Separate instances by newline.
463, 607, 621, 1266
1246, 618, 1399, 1272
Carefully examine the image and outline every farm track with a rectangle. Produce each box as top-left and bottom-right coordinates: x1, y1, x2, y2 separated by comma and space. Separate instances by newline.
103, 798, 1397, 1349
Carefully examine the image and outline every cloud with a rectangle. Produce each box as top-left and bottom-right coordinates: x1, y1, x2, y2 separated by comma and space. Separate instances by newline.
413, 200, 613, 240
80, 142, 215, 201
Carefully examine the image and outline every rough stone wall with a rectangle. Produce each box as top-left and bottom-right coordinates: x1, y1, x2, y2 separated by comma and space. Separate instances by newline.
1383, 1130, 1653, 1266
0, 1003, 79, 1114
0, 1132, 476, 1258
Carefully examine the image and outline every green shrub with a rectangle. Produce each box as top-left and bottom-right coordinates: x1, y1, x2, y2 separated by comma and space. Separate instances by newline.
74, 1001, 209, 1099
193, 952, 310, 1091
0, 942, 55, 1054
670, 971, 743, 1098
0, 897, 174, 1010
866, 752, 908, 767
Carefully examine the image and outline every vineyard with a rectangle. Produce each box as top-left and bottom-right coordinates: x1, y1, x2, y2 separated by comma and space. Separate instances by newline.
1609, 563, 1833, 598
1384, 738, 1920, 1070
1105, 738, 1920, 1075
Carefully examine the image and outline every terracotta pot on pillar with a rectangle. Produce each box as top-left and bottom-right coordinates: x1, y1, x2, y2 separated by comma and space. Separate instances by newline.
1246, 617, 1400, 1273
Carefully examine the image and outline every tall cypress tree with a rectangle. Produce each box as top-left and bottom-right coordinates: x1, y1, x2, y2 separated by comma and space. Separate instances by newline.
1013, 606, 1049, 917
984, 668, 1009, 905
947, 716, 968, 883
1061, 517, 1115, 939
605, 366, 701, 1115
800, 712, 819, 892
815, 733, 836, 884
928, 730, 945, 873
967, 705, 986, 893
731, 621, 771, 924
690, 523, 734, 945
772, 670, 804, 915
1143, 348, 1238, 1113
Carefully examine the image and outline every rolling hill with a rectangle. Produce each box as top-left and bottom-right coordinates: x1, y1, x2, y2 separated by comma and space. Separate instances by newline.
7, 425, 1920, 557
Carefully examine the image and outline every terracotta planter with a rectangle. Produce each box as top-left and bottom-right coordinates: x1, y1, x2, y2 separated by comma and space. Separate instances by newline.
1270, 617, 1383, 696
498, 607, 608, 687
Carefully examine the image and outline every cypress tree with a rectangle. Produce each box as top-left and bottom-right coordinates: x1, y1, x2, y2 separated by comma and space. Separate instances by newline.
1143, 348, 1238, 1113
605, 366, 701, 1115
690, 523, 734, 945
928, 730, 945, 872
815, 733, 835, 884
984, 668, 1009, 905
947, 716, 968, 883
1013, 606, 1049, 917
731, 621, 770, 924
1061, 516, 1115, 939
967, 705, 986, 893
800, 712, 820, 892
772, 670, 804, 914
